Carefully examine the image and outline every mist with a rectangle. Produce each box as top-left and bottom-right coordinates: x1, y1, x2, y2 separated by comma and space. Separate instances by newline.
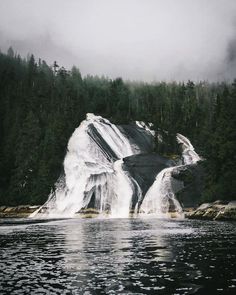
0, 0, 236, 81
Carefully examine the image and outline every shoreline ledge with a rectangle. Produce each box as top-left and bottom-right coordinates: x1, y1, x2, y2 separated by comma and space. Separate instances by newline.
0, 205, 40, 218
0, 201, 236, 220
185, 200, 236, 221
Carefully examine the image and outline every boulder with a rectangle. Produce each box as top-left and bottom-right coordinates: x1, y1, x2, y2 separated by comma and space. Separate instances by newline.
0, 205, 40, 218
173, 163, 204, 208
186, 200, 236, 221
215, 201, 236, 221
118, 124, 155, 153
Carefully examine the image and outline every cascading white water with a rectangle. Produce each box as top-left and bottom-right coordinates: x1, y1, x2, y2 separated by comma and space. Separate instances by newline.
30, 113, 201, 219
140, 167, 182, 217
110, 160, 133, 218
135, 121, 155, 137
176, 133, 201, 165
31, 114, 140, 218
140, 133, 201, 218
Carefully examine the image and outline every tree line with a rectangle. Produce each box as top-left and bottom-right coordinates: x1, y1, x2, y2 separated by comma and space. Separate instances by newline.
0, 48, 235, 205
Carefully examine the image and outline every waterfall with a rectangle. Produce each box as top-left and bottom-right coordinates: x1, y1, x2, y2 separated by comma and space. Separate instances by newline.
176, 133, 201, 165
140, 133, 201, 218
110, 160, 133, 218
31, 114, 140, 218
30, 113, 201, 219
140, 167, 182, 217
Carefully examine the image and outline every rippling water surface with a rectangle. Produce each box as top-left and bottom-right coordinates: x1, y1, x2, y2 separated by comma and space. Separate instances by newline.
0, 218, 236, 294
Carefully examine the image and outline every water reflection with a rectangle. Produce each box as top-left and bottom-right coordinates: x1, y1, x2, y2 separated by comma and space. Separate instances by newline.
62, 219, 199, 294
0, 218, 236, 294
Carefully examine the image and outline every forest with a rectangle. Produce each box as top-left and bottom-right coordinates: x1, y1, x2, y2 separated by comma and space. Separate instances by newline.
0, 48, 235, 206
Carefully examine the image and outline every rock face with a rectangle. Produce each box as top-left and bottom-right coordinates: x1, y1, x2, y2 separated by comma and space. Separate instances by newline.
118, 124, 154, 154
186, 201, 236, 221
172, 163, 204, 208
123, 153, 174, 208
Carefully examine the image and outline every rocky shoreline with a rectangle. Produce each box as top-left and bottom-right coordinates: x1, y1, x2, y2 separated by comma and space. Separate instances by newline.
0, 201, 236, 220
185, 200, 236, 221
0, 205, 40, 218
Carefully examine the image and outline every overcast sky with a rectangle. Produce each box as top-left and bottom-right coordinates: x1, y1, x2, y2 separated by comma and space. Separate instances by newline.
0, 0, 236, 81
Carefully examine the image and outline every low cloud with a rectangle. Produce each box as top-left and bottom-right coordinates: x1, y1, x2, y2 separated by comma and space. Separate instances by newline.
0, 0, 236, 81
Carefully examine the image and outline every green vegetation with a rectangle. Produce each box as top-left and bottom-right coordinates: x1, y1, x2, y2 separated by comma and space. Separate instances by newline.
0, 48, 235, 205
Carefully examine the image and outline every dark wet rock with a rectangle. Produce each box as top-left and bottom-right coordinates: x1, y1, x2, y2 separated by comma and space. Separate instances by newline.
118, 124, 155, 153
86, 122, 155, 163
173, 163, 204, 208
123, 153, 173, 207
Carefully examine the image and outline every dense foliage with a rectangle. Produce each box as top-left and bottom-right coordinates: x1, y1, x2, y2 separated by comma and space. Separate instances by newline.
0, 48, 235, 205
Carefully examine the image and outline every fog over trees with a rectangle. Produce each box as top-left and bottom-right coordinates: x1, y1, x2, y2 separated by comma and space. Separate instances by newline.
0, 0, 236, 81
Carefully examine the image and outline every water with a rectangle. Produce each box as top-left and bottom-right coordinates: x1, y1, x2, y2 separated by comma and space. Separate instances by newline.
0, 218, 236, 294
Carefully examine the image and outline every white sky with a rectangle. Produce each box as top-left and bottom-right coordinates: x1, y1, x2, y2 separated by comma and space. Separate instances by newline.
0, 0, 236, 81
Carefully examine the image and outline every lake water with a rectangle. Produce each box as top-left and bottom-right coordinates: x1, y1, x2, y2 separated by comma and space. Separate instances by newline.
0, 218, 236, 294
